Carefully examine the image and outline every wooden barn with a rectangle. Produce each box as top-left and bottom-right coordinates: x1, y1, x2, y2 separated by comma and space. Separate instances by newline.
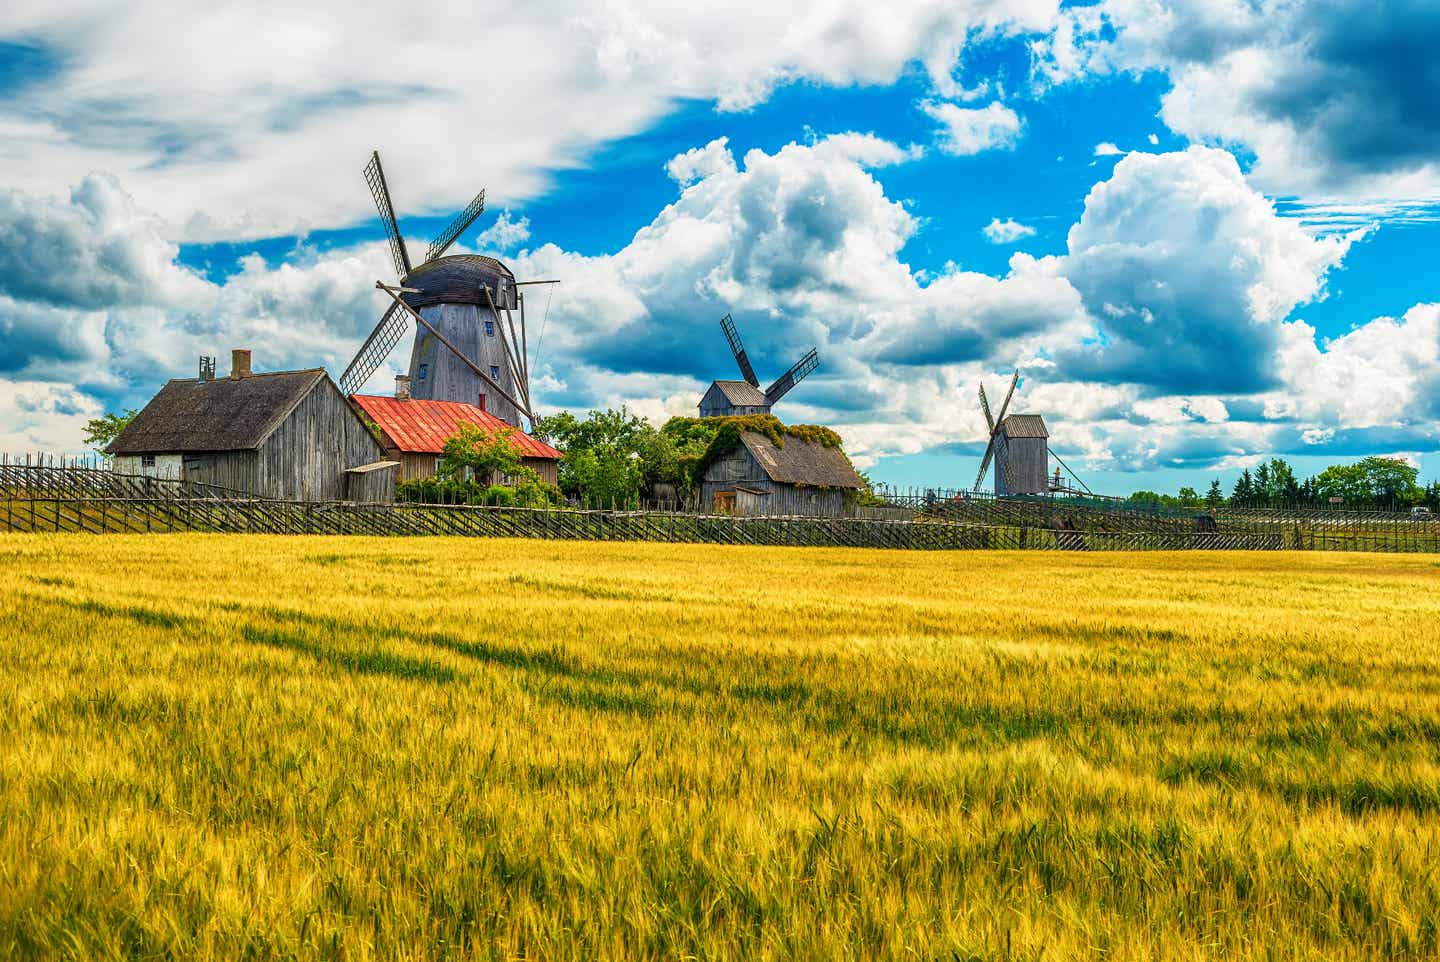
351, 380, 562, 484
107, 350, 396, 501
700, 430, 863, 516
993, 414, 1049, 496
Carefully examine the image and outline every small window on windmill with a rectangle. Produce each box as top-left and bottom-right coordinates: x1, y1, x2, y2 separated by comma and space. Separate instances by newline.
141, 455, 156, 468
485, 320, 495, 337
490, 365, 500, 380
418, 363, 429, 381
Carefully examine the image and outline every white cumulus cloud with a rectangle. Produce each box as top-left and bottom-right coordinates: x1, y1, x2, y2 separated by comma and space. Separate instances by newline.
921, 101, 1025, 156
982, 217, 1037, 244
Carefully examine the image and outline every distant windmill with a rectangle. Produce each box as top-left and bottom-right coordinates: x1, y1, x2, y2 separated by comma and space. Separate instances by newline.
974, 370, 1051, 496
698, 314, 820, 418
338, 150, 548, 428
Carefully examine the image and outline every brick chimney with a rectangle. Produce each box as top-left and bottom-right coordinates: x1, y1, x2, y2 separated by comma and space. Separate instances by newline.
229, 348, 252, 380
395, 374, 411, 400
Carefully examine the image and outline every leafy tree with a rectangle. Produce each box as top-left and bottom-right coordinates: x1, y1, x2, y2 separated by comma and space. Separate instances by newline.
567, 447, 643, 508
1177, 486, 1200, 507
437, 423, 534, 486
1314, 457, 1422, 508
82, 409, 137, 455
1313, 463, 1367, 505
535, 407, 653, 506
1358, 456, 1422, 507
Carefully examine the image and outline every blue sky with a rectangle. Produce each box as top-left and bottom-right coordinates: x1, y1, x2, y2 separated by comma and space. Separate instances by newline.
2, 2, 1439, 495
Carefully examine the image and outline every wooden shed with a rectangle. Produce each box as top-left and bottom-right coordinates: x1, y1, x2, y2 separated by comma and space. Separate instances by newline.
350, 391, 562, 484
107, 350, 395, 501
700, 430, 863, 516
994, 414, 1049, 496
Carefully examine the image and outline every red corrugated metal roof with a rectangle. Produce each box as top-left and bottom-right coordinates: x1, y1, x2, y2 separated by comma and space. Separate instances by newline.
350, 394, 562, 460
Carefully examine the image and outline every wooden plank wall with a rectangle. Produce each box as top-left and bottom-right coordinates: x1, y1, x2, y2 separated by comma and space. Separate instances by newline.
255, 380, 385, 501
700, 446, 849, 516
996, 437, 1048, 495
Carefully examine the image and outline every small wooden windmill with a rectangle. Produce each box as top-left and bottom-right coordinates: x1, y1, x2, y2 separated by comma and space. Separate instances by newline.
974, 370, 1051, 496
698, 314, 820, 418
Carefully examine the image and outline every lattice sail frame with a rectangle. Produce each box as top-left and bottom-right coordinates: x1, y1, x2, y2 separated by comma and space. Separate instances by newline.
365, 152, 411, 278
764, 348, 819, 405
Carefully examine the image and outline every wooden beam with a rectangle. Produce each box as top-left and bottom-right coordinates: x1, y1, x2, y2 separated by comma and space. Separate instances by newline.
483, 286, 530, 413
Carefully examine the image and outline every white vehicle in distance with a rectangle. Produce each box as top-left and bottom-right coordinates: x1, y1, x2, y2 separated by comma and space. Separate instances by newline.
1412, 506, 1434, 520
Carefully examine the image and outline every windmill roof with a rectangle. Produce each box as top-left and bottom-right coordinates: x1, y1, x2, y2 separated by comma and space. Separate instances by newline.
739, 431, 863, 489
400, 254, 518, 310
1000, 414, 1049, 439
710, 380, 770, 406
106, 369, 329, 454
351, 394, 561, 460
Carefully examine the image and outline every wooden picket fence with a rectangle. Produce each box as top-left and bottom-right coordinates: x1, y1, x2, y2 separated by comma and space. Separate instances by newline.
2, 459, 1437, 552
0, 494, 1304, 550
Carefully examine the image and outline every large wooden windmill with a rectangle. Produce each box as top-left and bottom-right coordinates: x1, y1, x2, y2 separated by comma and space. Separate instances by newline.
974, 370, 1051, 496
698, 314, 820, 418
338, 151, 538, 428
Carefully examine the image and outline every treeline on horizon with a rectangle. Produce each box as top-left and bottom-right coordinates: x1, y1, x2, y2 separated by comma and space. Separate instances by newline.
1129, 456, 1440, 513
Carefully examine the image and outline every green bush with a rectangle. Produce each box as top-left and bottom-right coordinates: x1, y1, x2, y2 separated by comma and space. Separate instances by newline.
396, 477, 562, 508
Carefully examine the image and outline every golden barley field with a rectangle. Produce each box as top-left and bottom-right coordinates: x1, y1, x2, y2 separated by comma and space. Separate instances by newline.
3, 535, 1440, 961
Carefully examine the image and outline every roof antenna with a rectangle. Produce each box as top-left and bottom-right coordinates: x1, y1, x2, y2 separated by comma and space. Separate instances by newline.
198, 355, 216, 382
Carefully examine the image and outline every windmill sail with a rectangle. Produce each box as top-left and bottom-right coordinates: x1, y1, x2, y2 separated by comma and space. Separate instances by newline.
424, 189, 486, 264
719, 314, 759, 387
972, 370, 1020, 492
339, 302, 410, 395
993, 370, 1020, 427
974, 437, 997, 492
365, 151, 411, 278
764, 348, 819, 404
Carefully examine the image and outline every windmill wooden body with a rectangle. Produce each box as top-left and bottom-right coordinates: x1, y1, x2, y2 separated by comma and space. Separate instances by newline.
338, 152, 541, 429
699, 314, 819, 418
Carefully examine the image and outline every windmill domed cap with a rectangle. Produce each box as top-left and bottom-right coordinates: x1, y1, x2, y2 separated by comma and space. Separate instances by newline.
401, 254, 518, 311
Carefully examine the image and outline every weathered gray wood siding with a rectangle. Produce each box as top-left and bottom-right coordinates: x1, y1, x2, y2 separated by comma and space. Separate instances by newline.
393, 451, 439, 482
180, 451, 260, 492
698, 383, 769, 418
995, 437, 1048, 495
253, 379, 385, 501
407, 302, 524, 427
700, 445, 848, 516
524, 457, 559, 486
345, 466, 398, 503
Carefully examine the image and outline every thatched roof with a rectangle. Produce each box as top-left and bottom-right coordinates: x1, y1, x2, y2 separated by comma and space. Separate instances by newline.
107, 370, 328, 454
739, 431, 863, 489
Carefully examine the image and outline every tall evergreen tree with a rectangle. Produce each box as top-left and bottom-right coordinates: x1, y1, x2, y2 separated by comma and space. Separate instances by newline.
1232, 469, 1254, 504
